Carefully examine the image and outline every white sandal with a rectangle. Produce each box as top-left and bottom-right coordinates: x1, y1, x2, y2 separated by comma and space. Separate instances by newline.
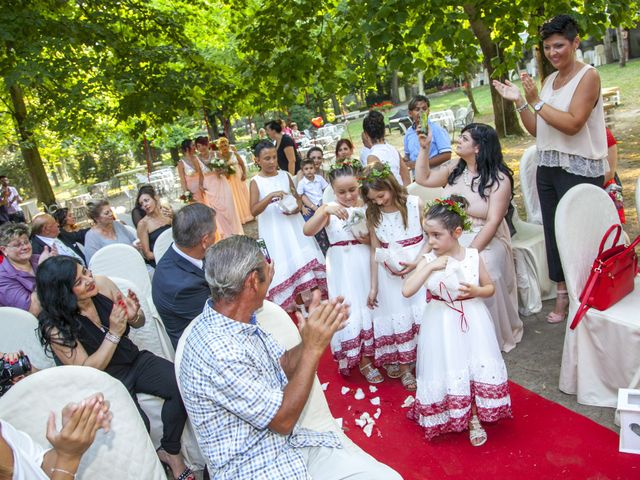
469, 415, 487, 447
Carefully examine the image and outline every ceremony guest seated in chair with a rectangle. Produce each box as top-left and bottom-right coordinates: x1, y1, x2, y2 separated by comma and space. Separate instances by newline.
36, 256, 194, 480
134, 185, 172, 268
0, 392, 111, 480
52, 208, 89, 253
152, 203, 217, 349
30, 213, 86, 265
0, 223, 56, 315
83, 200, 137, 264
179, 235, 402, 479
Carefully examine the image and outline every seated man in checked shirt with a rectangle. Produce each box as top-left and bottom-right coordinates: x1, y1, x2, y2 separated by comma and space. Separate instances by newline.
179, 235, 402, 479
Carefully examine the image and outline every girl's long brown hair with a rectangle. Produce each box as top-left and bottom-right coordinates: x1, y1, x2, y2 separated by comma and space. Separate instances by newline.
359, 162, 408, 230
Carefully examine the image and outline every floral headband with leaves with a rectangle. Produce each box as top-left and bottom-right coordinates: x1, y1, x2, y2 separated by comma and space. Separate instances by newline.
425, 197, 473, 232
329, 157, 363, 173
358, 162, 392, 184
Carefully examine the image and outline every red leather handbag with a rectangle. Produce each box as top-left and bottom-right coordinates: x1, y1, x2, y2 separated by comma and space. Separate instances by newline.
570, 224, 640, 329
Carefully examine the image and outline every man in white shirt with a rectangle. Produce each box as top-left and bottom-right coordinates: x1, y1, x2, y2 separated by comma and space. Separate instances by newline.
30, 214, 85, 265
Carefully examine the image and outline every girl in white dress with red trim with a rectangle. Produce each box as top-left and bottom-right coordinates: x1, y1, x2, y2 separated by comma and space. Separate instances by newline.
303, 159, 382, 383
360, 162, 427, 391
249, 140, 327, 313
403, 196, 512, 446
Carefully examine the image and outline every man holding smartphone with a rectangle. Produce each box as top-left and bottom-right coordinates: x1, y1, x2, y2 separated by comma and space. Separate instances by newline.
403, 95, 452, 172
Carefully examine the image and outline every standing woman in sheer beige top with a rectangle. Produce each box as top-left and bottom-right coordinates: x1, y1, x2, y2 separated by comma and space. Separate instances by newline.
493, 14, 607, 323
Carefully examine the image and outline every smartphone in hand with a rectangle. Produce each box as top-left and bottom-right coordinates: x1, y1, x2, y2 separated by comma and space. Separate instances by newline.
257, 238, 272, 263
418, 112, 429, 135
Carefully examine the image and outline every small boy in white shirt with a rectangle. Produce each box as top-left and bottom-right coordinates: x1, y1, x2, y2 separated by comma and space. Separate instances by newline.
297, 159, 329, 219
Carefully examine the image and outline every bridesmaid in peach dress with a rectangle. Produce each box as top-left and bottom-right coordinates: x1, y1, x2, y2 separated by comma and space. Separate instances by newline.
195, 136, 243, 238
177, 139, 205, 204
216, 137, 254, 224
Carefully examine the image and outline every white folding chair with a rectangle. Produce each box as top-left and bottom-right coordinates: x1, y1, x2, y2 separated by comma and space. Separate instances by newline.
322, 185, 336, 204
109, 277, 174, 361
152, 228, 174, 263
519, 145, 542, 224
557, 184, 640, 407
89, 244, 152, 302
636, 177, 640, 226
406, 182, 444, 204
0, 307, 55, 369
0, 366, 165, 480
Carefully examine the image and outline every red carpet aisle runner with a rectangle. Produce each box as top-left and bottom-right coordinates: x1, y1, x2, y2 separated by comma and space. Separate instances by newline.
316, 350, 639, 480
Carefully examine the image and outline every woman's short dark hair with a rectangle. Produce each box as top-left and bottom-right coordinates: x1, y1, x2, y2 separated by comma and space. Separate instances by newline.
448, 123, 513, 200
52, 208, 69, 228
135, 185, 157, 208
254, 139, 276, 158
180, 139, 193, 153
195, 136, 209, 146
86, 200, 110, 222
37, 256, 84, 354
307, 146, 323, 159
265, 120, 282, 133
335, 139, 354, 157
363, 110, 386, 142
540, 14, 579, 42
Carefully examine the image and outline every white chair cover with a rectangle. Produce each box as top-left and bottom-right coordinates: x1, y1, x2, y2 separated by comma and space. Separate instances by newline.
109, 277, 174, 361
152, 228, 173, 263
636, 177, 640, 226
406, 182, 444, 204
89, 244, 153, 305
557, 184, 640, 407
175, 300, 365, 458
511, 208, 556, 316
124, 224, 138, 239
0, 307, 55, 370
0, 366, 165, 480
519, 145, 542, 224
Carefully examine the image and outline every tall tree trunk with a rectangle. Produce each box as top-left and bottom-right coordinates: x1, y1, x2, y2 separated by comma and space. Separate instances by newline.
169, 147, 180, 165
204, 108, 217, 139
331, 94, 341, 117
463, 71, 480, 114
464, 4, 524, 137
390, 71, 400, 104
617, 27, 627, 67
8, 83, 56, 205
603, 29, 614, 64
222, 115, 236, 144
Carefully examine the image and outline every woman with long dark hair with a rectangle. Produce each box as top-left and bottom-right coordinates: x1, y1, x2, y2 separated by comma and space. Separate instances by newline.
415, 123, 522, 353
134, 185, 172, 267
37, 256, 194, 480
265, 119, 301, 175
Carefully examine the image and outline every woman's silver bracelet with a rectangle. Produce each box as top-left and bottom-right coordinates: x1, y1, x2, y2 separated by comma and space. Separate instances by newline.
105, 331, 121, 345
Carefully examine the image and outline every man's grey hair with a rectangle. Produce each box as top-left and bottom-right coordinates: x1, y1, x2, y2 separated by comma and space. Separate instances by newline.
173, 203, 216, 248
0, 222, 30, 246
204, 235, 266, 303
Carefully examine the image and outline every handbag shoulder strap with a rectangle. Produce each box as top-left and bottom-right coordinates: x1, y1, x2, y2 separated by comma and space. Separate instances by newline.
570, 273, 600, 330
598, 224, 621, 255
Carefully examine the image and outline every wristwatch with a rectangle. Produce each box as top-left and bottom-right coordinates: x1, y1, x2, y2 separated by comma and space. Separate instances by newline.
533, 100, 545, 112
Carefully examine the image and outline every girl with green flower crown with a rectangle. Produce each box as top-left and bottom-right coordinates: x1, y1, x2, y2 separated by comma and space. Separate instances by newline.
360, 162, 429, 392
403, 196, 512, 447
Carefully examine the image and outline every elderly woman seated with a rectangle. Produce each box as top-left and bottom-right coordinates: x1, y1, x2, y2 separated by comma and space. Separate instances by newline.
0, 223, 56, 315
36, 256, 194, 480
83, 200, 138, 264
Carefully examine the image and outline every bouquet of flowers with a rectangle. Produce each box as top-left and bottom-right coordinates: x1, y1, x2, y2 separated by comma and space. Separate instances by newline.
342, 206, 368, 237
179, 191, 194, 204
208, 157, 236, 178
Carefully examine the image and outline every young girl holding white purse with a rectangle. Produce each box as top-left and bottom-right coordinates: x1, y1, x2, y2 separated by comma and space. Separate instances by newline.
403, 196, 512, 446
360, 162, 427, 391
